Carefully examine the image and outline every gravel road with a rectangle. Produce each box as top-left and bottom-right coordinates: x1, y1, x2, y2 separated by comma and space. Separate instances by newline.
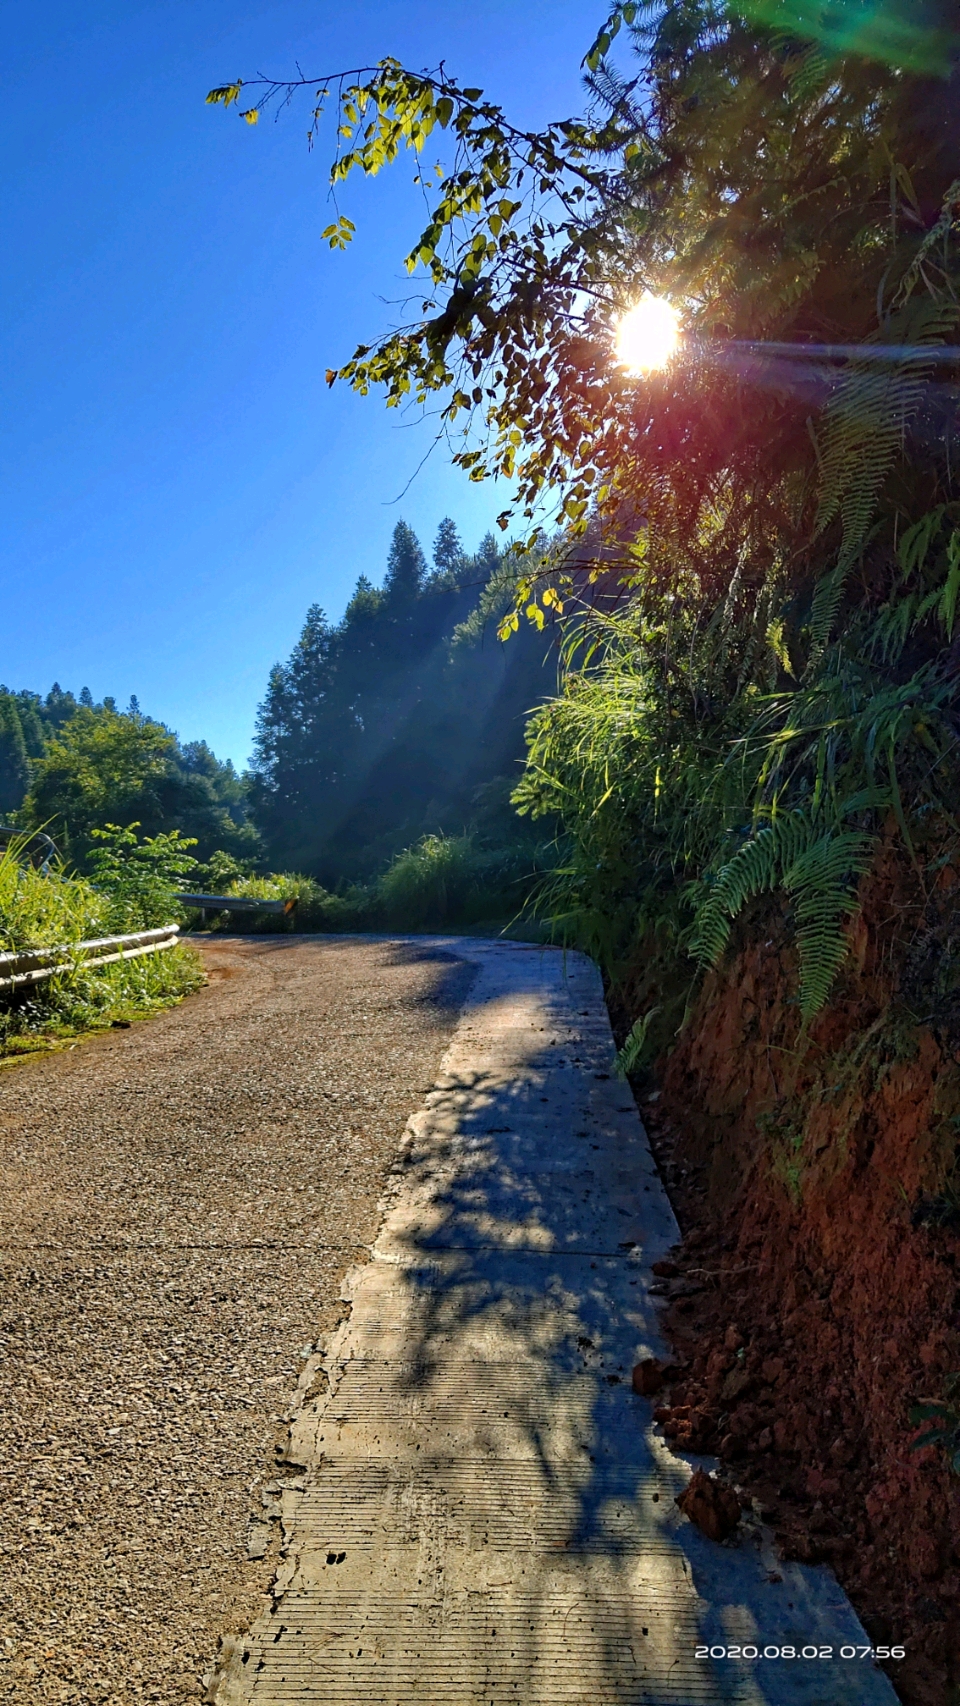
0, 935, 474, 1706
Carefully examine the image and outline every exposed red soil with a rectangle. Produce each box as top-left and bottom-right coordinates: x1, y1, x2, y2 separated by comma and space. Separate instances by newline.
624, 849, 960, 1706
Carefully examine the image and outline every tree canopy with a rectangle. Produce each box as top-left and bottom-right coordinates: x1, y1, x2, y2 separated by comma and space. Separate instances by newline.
13, 688, 257, 867
251, 519, 554, 881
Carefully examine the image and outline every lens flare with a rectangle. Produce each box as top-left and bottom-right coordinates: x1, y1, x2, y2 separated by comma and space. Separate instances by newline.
742, 1, 950, 76
615, 295, 681, 374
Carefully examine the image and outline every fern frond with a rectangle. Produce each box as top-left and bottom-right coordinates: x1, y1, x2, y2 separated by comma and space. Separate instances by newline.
782, 829, 873, 1018
809, 560, 856, 661
897, 179, 960, 306
940, 541, 960, 639
810, 300, 959, 653
870, 592, 917, 663
692, 812, 874, 1017
898, 508, 950, 578
691, 810, 811, 968
777, 36, 829, 102
615, 1005, 661, 1077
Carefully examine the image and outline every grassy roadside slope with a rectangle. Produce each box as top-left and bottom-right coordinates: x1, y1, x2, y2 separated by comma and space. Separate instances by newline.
0, 836, 203, 1060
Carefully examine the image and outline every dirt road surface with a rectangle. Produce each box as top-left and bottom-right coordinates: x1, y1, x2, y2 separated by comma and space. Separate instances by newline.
0, 935, 473, 1706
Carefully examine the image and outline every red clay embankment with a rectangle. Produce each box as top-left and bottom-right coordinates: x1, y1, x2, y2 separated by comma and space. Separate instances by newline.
628, 855, 960, 1705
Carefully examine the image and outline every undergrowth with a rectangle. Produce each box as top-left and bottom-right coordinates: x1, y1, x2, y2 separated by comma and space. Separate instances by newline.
191, 831, 548, 936
0, 945, 203, 1059
0, 839, 104, 952
0, 827, 203, 1058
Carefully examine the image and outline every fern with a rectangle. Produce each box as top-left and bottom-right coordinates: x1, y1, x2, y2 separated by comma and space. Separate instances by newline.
615, 1005, 661, 1077
691, 813, 806, 966
691, 812, 873, 1020
897, 179, 960, 306
866, 510, 960, 663
784, 830, 873, 1016
810, 299, 959, 654
941, 546, 960, 640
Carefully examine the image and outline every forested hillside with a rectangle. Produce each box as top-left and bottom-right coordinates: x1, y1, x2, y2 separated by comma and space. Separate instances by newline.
3, 516, 554, 900
1, 683, 256, 866
251, 518, 554, 882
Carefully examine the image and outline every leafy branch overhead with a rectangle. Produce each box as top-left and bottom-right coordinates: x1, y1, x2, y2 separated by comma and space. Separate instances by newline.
210, 1, 960, 1017
207, 57, 649, 532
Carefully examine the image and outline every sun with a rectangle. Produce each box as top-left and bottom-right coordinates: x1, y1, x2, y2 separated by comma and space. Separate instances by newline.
615, 295, 681, 374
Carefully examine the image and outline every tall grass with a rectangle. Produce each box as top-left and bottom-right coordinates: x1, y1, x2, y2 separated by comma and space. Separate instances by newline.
0, 837, 105, 951
0, 946, 203, 1059
379, 834, 478, 927
0, 832, 202, 1058
378, 834, 536, 928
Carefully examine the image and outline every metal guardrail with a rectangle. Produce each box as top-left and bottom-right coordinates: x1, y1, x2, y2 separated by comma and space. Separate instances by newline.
0, 924, 181, 992
175, 893, 297, 917
0, 825, 59, 873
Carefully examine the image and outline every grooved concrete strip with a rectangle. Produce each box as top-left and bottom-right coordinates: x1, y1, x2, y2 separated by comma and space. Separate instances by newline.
210, 940, 898, 1706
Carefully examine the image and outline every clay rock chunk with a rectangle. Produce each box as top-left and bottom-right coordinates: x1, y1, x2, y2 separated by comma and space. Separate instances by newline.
675, 1469, 742, 1542
632, 1357, 665, 1396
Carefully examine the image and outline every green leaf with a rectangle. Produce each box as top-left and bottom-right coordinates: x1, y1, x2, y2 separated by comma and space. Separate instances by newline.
583, 8, 623, 71
909, 1403, 948, 1423
941, 542, 960, 638
322, 215, 357, 251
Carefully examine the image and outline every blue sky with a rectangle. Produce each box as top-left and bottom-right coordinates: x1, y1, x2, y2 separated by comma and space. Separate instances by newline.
2, 0, 600, 767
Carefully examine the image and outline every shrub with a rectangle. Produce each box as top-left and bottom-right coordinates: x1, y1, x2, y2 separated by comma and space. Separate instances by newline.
184, 830, 544, 936
86, 822, 198, 931
378, 834, 478, 928
296, 881, 380, 932
377, 832, 538, 929
0, 827, 202, 1057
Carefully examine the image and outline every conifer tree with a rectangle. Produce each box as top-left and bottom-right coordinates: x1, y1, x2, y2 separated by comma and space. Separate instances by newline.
0, 696, 29, 818
432, 518, 466, 586
383, 521, 427, 603
250, 523, 551, 878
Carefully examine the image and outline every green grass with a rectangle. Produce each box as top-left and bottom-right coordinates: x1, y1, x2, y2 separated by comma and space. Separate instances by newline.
0, 832, 203, 1060
0, 943, 204, 1060
0, 837, 105, 952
